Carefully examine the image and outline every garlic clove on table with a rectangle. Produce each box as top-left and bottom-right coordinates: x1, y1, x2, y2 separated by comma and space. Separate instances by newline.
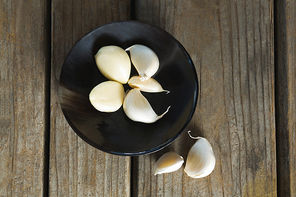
95, 45, 131, 84
89, 81, 125, 112
184, 132, 216, 178
154, 152, 184, 175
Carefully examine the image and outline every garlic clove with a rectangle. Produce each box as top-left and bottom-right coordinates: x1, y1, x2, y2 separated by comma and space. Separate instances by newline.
154, 152, 184, 175
123, 88, 170, 123
126, 44, 159, 80
128, 76, 169, 93
89, 81, 124, 112
95, 45, 131, 84
184, 132, 216, 178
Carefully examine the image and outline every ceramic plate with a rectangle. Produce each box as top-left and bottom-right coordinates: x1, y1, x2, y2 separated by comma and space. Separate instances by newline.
59, 21, 198, 155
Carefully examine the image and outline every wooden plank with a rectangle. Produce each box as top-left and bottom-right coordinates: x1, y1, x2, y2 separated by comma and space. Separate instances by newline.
133, 0, 276, 196
49, 0, 131, 196
0, 0, 49, 196
275, 0, 296, 196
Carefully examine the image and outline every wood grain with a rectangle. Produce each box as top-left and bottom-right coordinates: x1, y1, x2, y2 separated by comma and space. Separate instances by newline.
275, 0, 296, 196
50, 0, 131, 196
134, 0, 276, 196
0, 0, 49, 196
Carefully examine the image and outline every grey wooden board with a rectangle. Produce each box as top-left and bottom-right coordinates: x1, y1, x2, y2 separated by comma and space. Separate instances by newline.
133, 0, 277, 196
49, 0, 131, 196
2, 0, 296, 196
275, 0, 296, 196
0, 0, 49, 196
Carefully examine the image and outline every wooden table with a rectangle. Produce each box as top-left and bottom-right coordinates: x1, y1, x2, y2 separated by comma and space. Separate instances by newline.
0, 0, 295, 196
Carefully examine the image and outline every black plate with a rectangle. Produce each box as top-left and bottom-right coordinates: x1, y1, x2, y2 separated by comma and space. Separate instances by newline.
59, 21, 198, 156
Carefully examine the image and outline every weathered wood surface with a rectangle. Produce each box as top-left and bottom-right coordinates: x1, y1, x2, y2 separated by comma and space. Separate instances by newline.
0, 0, 49, 196
2, 0, 296, 196
275, 0, 296, 196
49, 0, 131, 196
133, 0, 276, 196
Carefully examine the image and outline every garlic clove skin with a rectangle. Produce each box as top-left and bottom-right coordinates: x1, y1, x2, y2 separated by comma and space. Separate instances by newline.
154, 152, 184, 175
128, 76, 169, 93
123, 88, 170, 123
89, 81, 124, 112
126, 44, 159, 80
184, 137, 215, 178
95, 45, 131, 84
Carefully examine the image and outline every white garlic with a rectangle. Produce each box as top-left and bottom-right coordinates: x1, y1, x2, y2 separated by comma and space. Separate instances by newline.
125, 44, 159, 80
95, 45, 131, 84
89, 81, 124, 112
123, 88, 170, 123
184, 131, 215, 178
128, 76, 169, 93
154, 152, 184, 175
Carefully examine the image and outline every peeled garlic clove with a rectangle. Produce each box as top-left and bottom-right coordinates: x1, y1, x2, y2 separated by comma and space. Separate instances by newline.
154, 152, 184, 175
95, 45, 131, 84
184, 133, 215, 178
126, 44, 159, 80
89, 81, 124, 112
128, 76, 169, 93
123, 88, 170, 123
